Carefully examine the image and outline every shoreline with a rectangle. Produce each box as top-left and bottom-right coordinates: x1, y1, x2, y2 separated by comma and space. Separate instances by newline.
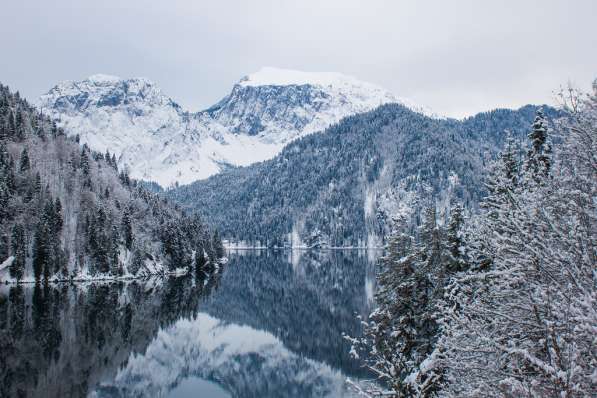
225, 246, 385, 250
1, 259, 227, 285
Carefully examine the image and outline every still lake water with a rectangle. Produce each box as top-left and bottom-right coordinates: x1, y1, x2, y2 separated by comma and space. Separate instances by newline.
0, 249, 381, 398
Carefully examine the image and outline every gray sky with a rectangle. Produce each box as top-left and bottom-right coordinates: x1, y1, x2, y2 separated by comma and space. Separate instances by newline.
2, 0, 596, 118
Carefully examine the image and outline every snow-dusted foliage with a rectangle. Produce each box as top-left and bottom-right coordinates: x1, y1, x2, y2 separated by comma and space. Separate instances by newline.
349, 83, 597, 397
346, 207, 466, 397
0, 83, 223, 283
437, 88, 597, 397
39, 68, 422, 186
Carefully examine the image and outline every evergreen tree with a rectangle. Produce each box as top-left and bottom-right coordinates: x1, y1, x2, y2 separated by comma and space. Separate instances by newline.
482, 136, 519, 215
195, 248, 207, 271
32, 217, 49, 281
19, 147, 30, 172
15, 109, 25, 141
129, 248, 144, 275
6, 157, 15, 193
109, 224, 121, 275
54, 198, 63, 233
119, 169, 130, 186
0, 142, 9, 166
0, 116, 6, 141
69, 152, 78, 172
203, 229, 216, 264
0, 180, 9, 222
9, 224, 25, 280
409, 207, 445, 396
161, 220, 186, 270
7, 112, 16, 138
80, 148, 90, 176
121, 208, 133, 250
444, 204, 467, 273
212, 230, 225, 260
347, 213, 445, 396
524, 109, 551, 183
472, 136, 520, 270
33, 172, 42, 196
85, 214, 98, 275
0, 233, 8, 261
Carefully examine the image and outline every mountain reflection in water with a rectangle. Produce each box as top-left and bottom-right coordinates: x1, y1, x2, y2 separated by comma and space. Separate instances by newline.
0, 249, 380, 398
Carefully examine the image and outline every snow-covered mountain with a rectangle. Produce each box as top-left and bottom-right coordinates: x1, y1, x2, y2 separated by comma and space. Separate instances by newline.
204, 67, 410, 143
39, 67, 429, 186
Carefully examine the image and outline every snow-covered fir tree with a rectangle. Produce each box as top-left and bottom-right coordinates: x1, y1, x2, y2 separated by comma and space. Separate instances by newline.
347, 205, 467, 397
525, 108, 551, 183
439, 89, 596, 397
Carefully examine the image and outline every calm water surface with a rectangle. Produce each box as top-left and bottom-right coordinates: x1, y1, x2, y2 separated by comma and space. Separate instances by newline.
0, 249, 380, 397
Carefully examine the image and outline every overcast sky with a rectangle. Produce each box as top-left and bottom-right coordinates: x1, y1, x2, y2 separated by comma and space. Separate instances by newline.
2, 0, 596, 117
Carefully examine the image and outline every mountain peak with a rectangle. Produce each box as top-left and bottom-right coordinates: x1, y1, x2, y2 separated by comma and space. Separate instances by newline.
39, 74, 175, 113
236, 67, 439, 118
238, 67, 365, 88
87, 73, 122, 85
85, 74, 156, 86
47, 74, 158, 94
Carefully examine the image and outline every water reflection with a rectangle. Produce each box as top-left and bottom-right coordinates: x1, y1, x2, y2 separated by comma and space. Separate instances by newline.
202, 250, 378, 376
0, 250, 379, 398
169, 377, 230, 398
0, 274, 220, 398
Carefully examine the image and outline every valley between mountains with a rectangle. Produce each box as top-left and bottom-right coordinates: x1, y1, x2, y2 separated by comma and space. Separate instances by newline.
37, 67, 554, 248
1, 67, 595, 398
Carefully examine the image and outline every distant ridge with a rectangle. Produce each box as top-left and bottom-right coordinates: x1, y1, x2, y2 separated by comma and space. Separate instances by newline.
38, 68, 434, 186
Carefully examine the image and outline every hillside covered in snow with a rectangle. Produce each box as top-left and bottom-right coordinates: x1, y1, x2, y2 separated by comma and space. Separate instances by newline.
38, 68, 430, 186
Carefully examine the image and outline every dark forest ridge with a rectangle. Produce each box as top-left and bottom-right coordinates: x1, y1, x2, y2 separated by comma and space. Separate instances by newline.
0, 83, 224, 284
168, 102, 559, 248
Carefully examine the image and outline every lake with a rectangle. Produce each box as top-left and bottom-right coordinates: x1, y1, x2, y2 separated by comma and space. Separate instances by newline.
0, 249, 381, 397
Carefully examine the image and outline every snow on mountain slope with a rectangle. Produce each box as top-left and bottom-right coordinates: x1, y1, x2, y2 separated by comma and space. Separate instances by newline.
39, 68, 432, 186
205, 67, 409, 144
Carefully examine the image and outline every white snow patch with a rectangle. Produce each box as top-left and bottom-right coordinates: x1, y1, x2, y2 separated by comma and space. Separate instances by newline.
364, 188, 376, 220
0, 256, 14, 272
365, 274, 375, 304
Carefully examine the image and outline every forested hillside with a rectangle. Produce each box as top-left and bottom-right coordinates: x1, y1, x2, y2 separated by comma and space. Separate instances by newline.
168, 103, 558, 247
0, 83, 223, 283
347, 85, 597, 397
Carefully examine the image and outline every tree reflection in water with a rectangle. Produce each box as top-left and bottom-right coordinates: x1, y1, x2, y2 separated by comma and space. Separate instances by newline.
0, 249, 379, 398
